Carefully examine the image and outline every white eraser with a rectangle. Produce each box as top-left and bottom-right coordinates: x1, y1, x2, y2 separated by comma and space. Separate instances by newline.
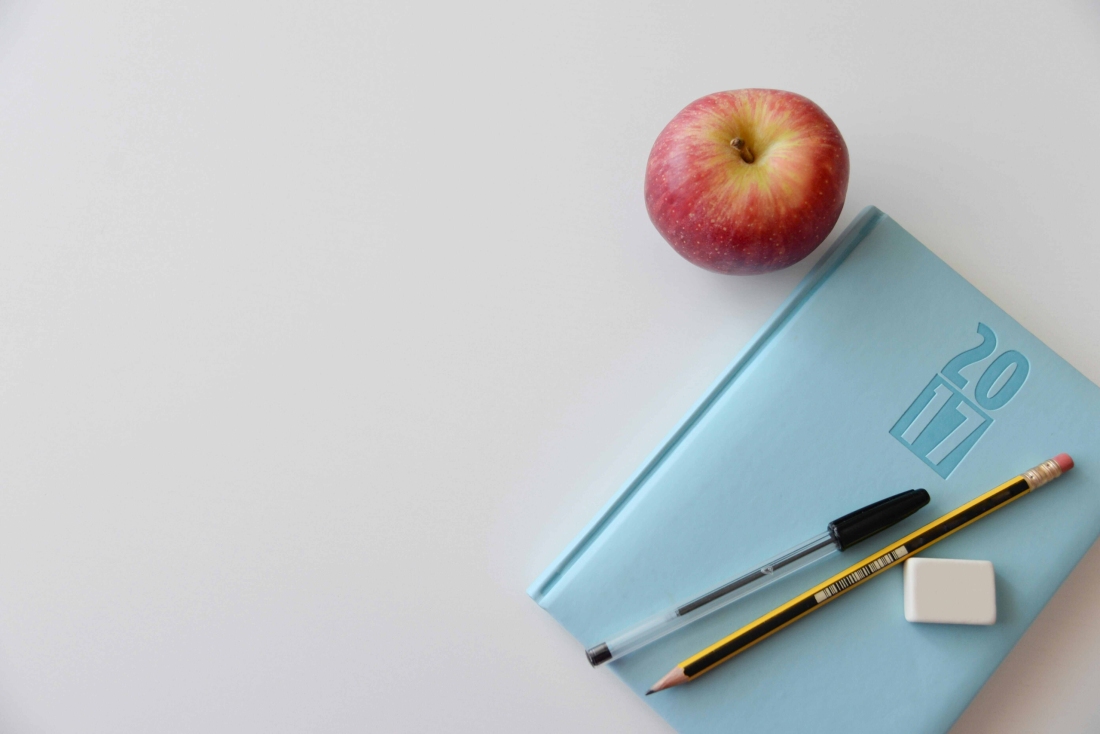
903, 558, 996, 625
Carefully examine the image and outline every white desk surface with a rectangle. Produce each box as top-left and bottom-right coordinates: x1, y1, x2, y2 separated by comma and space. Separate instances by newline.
1, 1, 1098, 731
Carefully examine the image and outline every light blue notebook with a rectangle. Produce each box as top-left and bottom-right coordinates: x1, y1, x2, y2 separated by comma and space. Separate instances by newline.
528, 207, 1100, 733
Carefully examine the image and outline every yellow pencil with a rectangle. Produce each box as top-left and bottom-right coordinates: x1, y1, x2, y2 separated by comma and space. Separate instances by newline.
647, 454, 1074, 693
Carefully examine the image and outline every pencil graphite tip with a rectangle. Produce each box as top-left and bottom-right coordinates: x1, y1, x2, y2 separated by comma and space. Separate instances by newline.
646, 666, 690, 694
645, 689, 655, 696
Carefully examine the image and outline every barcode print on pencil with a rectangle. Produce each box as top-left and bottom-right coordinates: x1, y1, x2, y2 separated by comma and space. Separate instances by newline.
814, 546, 908, 603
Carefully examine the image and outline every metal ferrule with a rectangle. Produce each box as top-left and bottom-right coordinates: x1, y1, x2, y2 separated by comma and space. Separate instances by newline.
1023, 459, 1063, 490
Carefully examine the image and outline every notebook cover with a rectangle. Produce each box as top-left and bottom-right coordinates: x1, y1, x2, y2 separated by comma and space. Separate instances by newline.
528, 207, 1100, 733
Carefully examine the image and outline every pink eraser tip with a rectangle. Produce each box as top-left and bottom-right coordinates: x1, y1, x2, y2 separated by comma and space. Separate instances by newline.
1054, 453, 1074, 472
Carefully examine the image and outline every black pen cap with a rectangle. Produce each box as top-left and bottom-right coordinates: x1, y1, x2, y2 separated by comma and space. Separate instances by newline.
827, 489, 930, 551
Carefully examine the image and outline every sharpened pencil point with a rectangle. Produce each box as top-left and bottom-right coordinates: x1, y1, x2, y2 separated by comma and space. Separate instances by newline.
645, 689, 655, 696
647, 666, 690, 693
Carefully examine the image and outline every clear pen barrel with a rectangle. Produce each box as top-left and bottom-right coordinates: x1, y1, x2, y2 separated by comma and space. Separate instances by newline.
603, 531, 838, 661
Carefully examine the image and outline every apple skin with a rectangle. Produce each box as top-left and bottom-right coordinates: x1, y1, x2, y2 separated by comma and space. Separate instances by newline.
644, 89, 849, 275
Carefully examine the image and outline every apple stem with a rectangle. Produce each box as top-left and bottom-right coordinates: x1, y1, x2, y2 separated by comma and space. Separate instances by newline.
730, 138, 755, 163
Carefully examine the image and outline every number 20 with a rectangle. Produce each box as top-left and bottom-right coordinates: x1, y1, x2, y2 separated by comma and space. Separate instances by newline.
941, 323, 1029, 410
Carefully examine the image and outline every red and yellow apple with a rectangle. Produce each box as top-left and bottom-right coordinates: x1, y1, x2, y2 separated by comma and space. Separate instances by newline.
644, 89, 849, 275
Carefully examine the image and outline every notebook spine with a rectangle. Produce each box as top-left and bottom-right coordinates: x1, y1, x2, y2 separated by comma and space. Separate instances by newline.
527, 206, 886, 604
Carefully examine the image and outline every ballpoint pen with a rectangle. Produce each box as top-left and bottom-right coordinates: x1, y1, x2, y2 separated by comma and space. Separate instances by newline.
585, 487, 929, 665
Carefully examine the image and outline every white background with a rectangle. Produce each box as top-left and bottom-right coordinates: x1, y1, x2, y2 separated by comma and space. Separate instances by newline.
0, 1, 1098, 732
